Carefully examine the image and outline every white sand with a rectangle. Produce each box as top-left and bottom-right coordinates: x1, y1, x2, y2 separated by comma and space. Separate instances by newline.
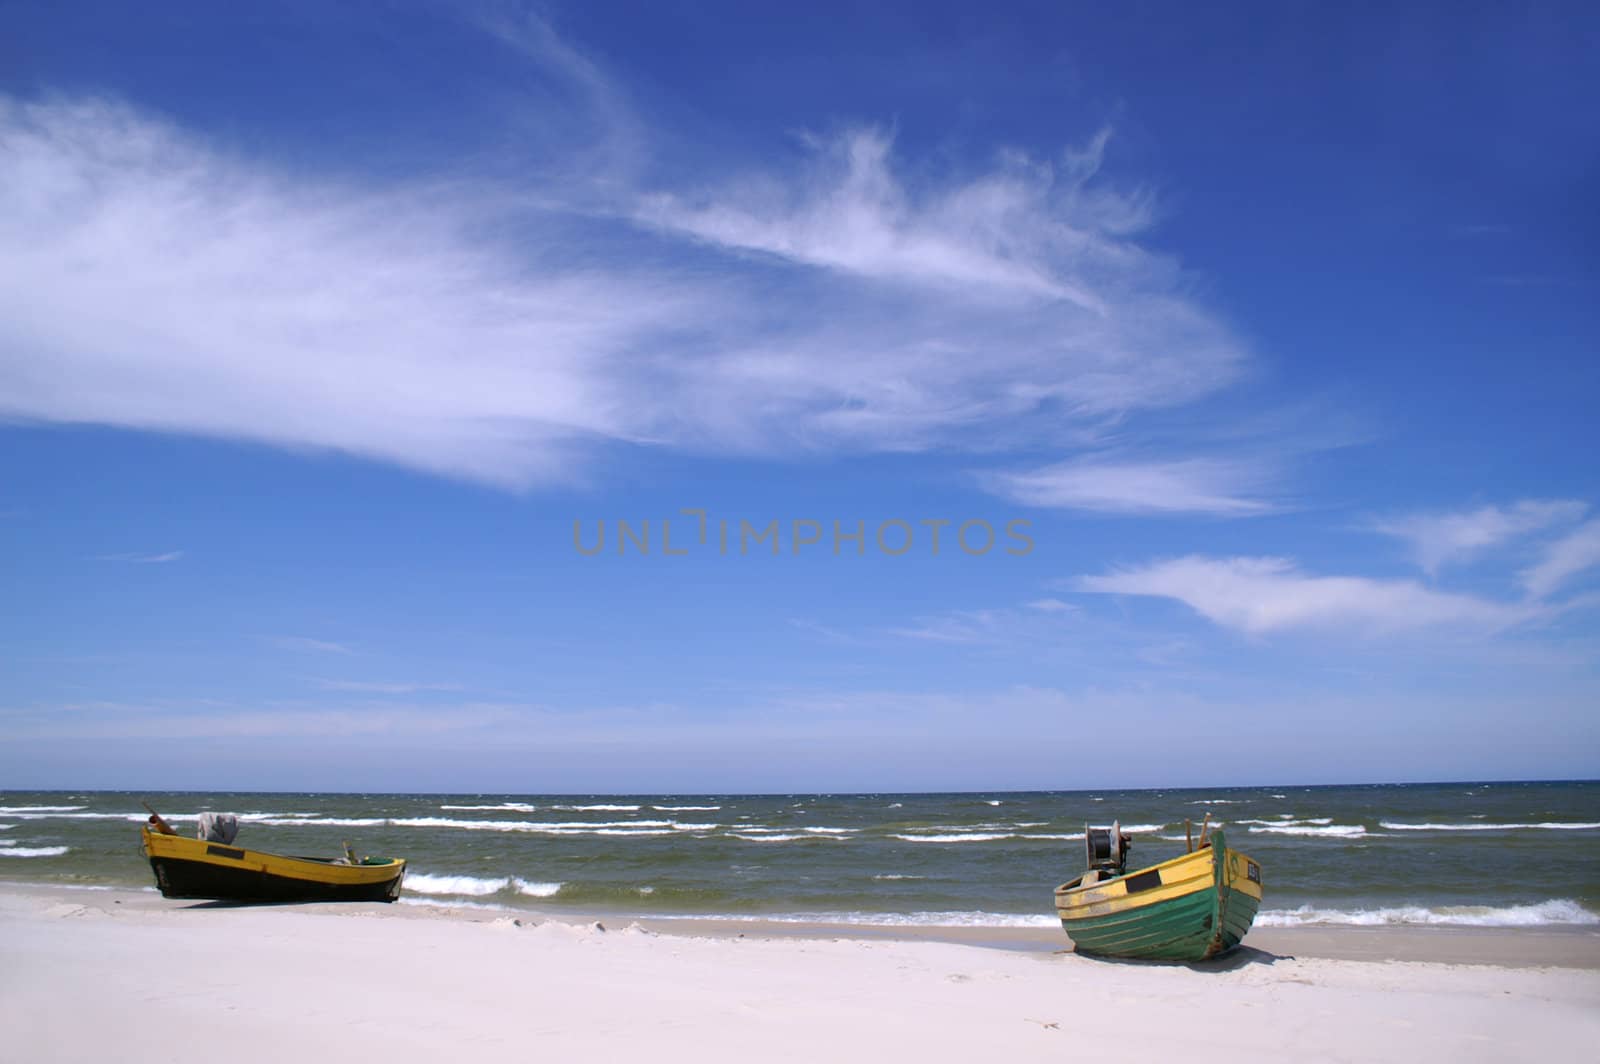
2, 889, 1597, 1062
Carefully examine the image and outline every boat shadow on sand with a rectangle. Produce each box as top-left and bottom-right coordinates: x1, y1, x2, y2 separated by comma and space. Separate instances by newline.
176, 899, 373, 910
1061, 944, 1288, 971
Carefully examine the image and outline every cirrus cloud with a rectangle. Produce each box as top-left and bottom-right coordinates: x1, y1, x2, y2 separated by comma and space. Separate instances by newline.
1076, 555, 1541, 635
0, 87, 1250, 487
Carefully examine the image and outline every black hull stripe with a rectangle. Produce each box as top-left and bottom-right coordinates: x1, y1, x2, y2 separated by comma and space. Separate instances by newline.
151, 857, 403, 903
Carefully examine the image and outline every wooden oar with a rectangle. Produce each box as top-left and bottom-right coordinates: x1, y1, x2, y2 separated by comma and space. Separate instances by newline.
1185, 818, 1194, 853
1197, 812, 1212, 848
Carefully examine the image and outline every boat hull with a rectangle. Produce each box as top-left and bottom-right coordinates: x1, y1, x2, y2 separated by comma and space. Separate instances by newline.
142, 828, 405, 903
1054, 829, 1261, 962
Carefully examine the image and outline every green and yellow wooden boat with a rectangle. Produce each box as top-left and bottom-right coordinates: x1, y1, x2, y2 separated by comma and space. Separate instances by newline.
1054, 822, 1262, 961
140, 809, 405, 903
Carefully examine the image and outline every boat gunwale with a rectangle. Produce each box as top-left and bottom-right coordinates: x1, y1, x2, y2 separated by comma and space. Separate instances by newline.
1054, 836, 1222, 899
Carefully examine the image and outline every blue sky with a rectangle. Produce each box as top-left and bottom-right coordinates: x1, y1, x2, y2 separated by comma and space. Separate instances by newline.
2, 2, 1596, 791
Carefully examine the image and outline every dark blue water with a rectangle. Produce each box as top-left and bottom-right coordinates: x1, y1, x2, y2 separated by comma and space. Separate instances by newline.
3, 782, 1597, 927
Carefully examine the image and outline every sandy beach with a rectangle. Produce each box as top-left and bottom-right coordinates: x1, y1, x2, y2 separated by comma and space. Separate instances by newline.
3, 885, 1596, 1062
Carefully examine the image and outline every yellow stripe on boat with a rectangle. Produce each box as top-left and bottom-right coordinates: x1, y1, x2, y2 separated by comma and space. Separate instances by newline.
141, 826, 406, 902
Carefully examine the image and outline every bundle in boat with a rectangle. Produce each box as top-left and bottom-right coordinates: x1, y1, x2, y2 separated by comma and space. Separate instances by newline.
140, 804, 405, 903
1053, 819, 1262, 962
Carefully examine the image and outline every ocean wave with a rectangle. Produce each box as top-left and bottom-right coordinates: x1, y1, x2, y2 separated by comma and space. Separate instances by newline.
872, 874, 924, 880
1247, 824, 1367, 838
0, 845, 70, 857
439, 803, 539, 812
404, 873, 563, 897
1236, 817, 1333, 826
397, 897, 512, 914
1258, 899, 1599, 928
985, 800, 1002, 806
653, 805, 721, 812
249, 817, 388, 827
1187, 799, 1243, 805
1021, 833, 1086, 841
889, 833, 1012, 843
0, 810, 330, 824
729, 833, 836, 843
1379, 821, 1600, 832
0, 805, 86, 813
550, 804, 641, 812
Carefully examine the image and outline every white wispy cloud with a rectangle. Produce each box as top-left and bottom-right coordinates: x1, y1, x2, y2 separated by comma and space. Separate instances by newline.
0, 83, 1252, 488
268, 636, 354, 655
1076, 555, 1539, 635
982, 456, 1273, 515
640, 125, 1246, 433
1522, 519, 1600, 599
1372, 499, 1587, 574
1024, 598, 1075, 612
887, 609, 1009, 644
93, 550, 184, 563
312, 679, 462, 695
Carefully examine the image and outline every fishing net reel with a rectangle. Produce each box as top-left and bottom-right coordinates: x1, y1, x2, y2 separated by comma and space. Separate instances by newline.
1085, 821, 1131, 877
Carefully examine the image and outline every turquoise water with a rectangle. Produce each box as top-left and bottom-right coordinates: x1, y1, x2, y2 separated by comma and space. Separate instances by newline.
3, 782, 1597, 927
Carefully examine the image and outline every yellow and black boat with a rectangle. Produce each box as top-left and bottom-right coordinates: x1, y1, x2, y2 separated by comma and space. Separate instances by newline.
140, 807, 405, 903
1054, 820, 1261, 961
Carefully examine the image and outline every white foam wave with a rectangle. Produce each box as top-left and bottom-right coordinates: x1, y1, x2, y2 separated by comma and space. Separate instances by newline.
0, 810, 326, 823
1021, 833, 1086, 840
398, 897, 512, 913
1115, 824, 1169, 834
0, 824, 12, 830
872, 874, 924, 880
985, 800, 1002, 806
1380, 821, 1600, 832
404, 873, 563, 897
728, 833, 795, 842
237, 815, 686, 837
1237, 817, 1332, 826
251, 817, 387, 827
0, 805, 86, 813
890, 833, 1012, 843
652, 805, 721, 811
1188, 799, 1242, 805
1258, 899, 1599, 928
550, 804, 640, 812
1248, 824, 1366, 838
0, 845, 70, 857
439, 803, 539, 812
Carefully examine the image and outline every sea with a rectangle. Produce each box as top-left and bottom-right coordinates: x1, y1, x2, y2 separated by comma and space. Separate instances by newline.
3, 781, 1597, 929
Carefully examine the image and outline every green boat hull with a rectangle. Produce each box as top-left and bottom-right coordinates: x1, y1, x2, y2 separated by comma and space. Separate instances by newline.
1056, 828, 1263, 962
1062, 884, 1259, 961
